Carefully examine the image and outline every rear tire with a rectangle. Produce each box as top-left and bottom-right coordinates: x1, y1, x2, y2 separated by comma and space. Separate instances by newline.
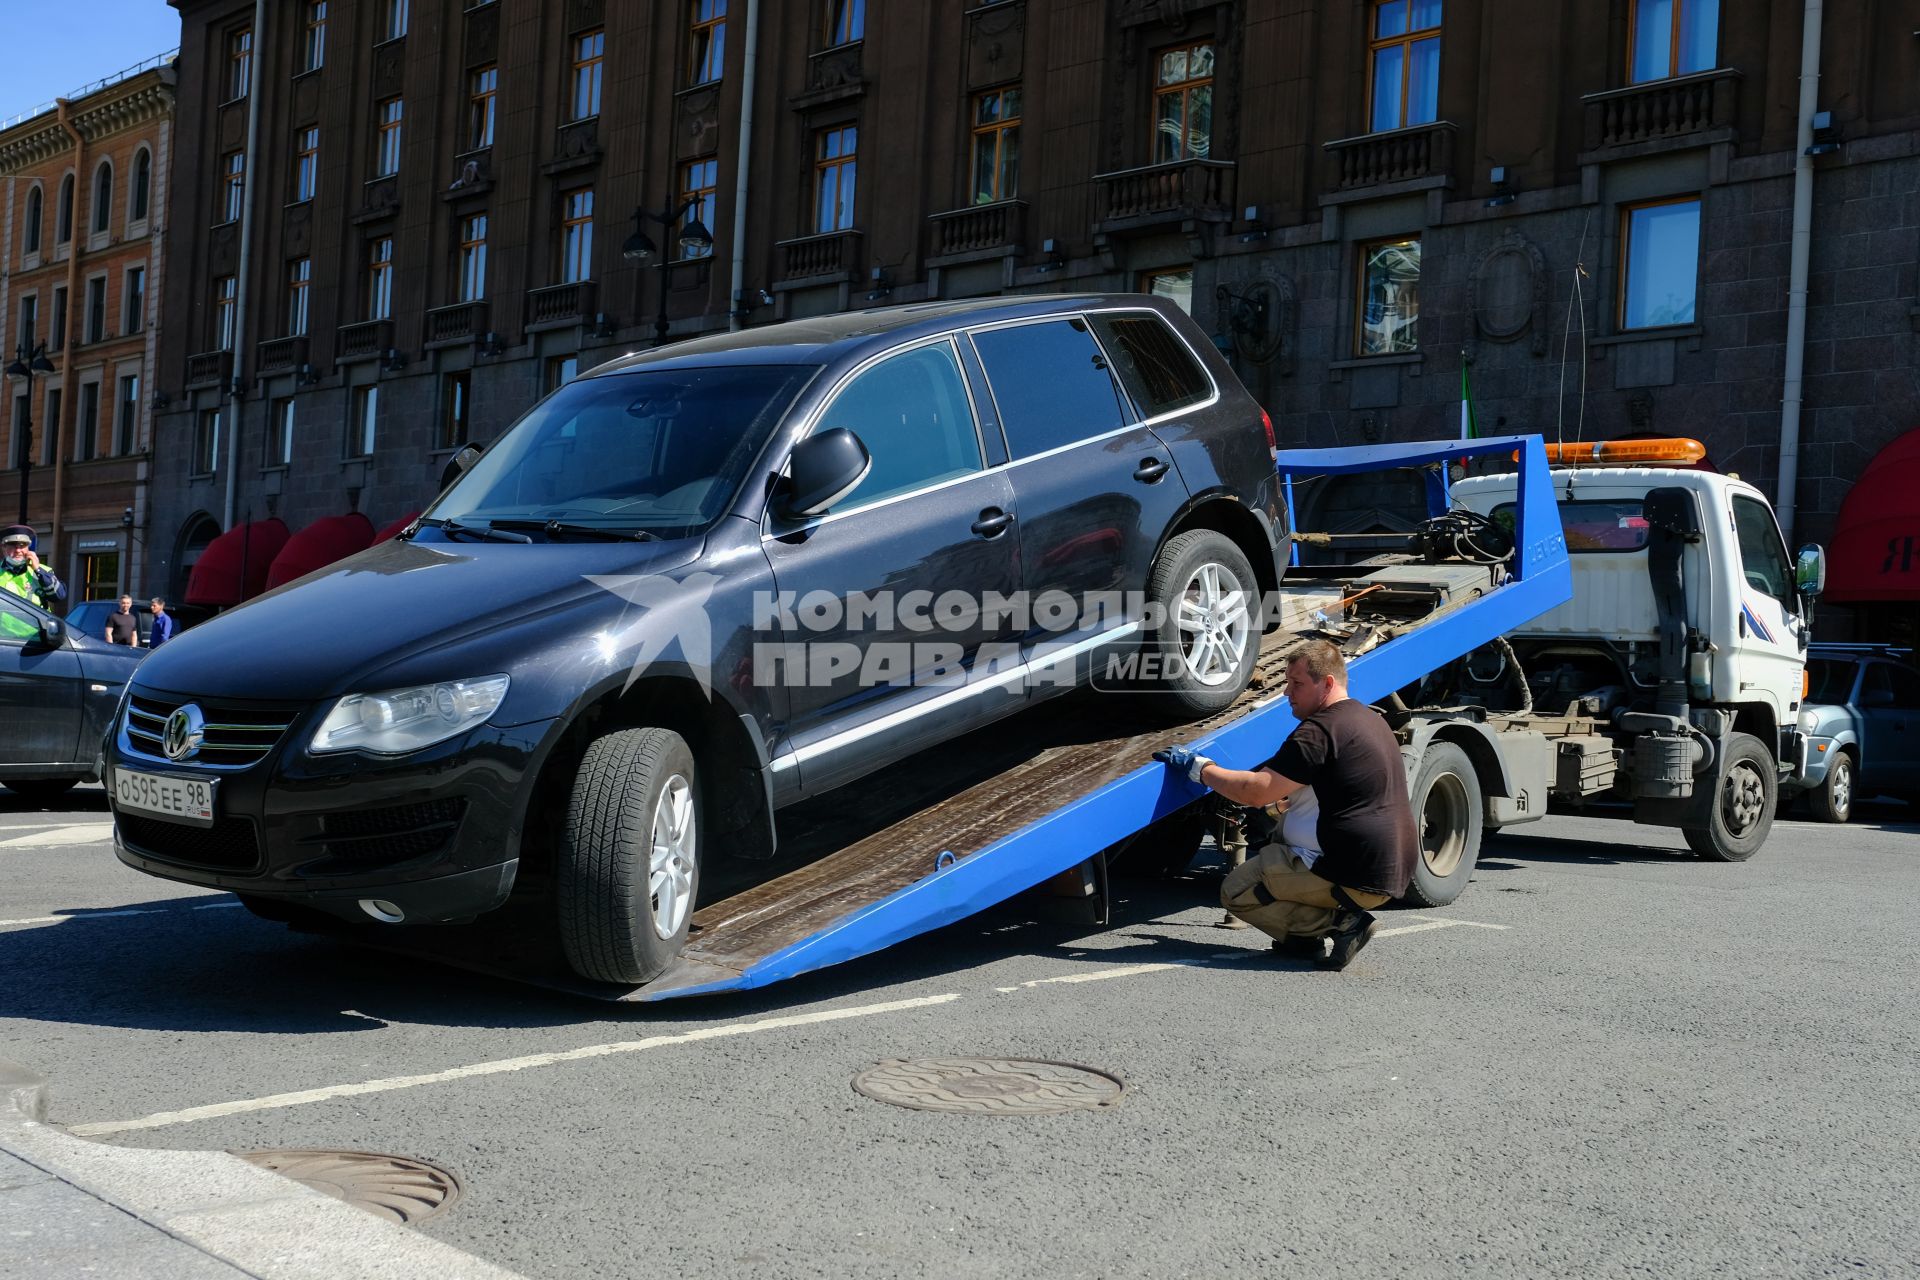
1143, 531, 1259, 718
1400, 742, 1484, 908
558, 727, 701, 985
2, 778, 80, 803
1804, 752, 1853, 824
1683, 732, 1776, 862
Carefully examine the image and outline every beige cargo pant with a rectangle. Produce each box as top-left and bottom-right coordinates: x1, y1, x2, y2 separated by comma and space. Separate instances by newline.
1220, 845, 1391, 943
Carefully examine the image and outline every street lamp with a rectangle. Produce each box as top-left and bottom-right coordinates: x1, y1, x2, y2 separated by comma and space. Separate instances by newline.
622, 199, 715, 348
4, 341, 56, 526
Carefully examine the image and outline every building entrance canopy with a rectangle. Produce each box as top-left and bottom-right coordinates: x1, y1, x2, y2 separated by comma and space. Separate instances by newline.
184, 518, 291, 608
1826, 428, 1920, 603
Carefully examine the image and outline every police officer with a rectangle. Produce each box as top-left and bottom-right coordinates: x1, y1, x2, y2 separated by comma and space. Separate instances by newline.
1, 524, 65, 611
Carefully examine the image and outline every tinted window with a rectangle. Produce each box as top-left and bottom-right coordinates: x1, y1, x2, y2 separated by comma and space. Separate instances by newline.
1490, 499, 1650, 553
1090, 313, 1211, 417
1805, 658, 1858, 705
0, 592, 42, 642
1870, 663, 1920, 709
1731, 494, 1792, 607
971, 318, 1128, 459
821, 342, 982, 508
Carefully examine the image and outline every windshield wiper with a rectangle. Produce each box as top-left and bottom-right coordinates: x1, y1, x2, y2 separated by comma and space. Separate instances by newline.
423, 517, 534, 544
488, 519, 659, 543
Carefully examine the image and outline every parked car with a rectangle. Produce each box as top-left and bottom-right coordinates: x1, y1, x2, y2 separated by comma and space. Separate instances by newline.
1785, 644, 1920, 822
0, 589, 144, 802
106, 295, 1288, 984
63, 599, 212, 649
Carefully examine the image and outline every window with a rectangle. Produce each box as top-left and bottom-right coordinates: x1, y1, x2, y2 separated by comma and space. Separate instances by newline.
79, 551, 120, 601
115, 374, 139, 455
214, 276, 237, 350
1152, 42, 1213, 163
814, 126, 857, 233
458, 214, 488, 302
18, 297, 36, 350
302, 1, 327, 72
75, 382, 100, 461
1357, 236, 1421, 356
123, 267, 145, 334
1368, 0, 1442, 133
825, 0, 864, 46
92, 163, 112, 235
468, 66, 498, 150
1089, 313, 1212, 418
381, 0, 409, 41
1806, 658, 1858, 705
689, 0, 726, 84
439, 372, 470, 451
287, 258, 311, 336
194, 408, 220, 474
131, 150, 151, 223
85, 276, 107, 344
42, 390, 60, 464
23, 186, 41, 254
972, 319, 1130, 459
1140, 266, 1193, 315
1731, 494, 1793, 610
375, 99, 403, 177
971, 88, 1021, 204
49, 287, 66, 352
560, 189, 594, 282
228, 27, 253, 99
220, 151, 245, 223
572, 30, 605, 121
1630, 0, 1717, 84
1620, 197, 1700, 330
1863, 663, 1920, 710
367, 238, 394, 320
821, 342, 981, 508
351, 385, 378, 457
9, 396, 27, 470
548, 354, 578, 390
293, 127, 319, 201
269, 397, 295, 466
56, 175, 74, 244
680, 160, 717, 259
1491, 499, 1652, 553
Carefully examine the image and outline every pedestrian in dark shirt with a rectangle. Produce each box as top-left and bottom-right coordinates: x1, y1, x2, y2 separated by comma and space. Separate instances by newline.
1156, 639, 1417, 970
147, 598, 175, 650
106, 595, 140, 647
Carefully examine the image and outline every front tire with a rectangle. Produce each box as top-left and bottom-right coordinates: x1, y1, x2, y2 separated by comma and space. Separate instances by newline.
1683, 732, 1776, 862
1143, 531, 1259, 718
1804, 751, 1853, 824
1400, 742, 1484, 908
558, 727, 701, 985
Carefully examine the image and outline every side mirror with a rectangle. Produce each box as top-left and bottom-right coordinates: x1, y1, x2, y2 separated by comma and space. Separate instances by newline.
37, 617, 64, 648
440, 442, 485, 492
1794, 544, 1826, 600
780, 428, 872, 519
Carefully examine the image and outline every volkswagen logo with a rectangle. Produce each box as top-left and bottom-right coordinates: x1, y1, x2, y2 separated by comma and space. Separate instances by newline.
163, 704, 207, 762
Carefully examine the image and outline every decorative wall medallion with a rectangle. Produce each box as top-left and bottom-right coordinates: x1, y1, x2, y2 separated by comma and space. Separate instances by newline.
1469, 228, 1548, 355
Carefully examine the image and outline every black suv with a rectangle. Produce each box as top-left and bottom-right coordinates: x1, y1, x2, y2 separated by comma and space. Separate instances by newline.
109, 295, 1286, 983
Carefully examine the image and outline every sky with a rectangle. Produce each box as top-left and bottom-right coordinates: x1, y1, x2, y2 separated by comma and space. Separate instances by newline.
0, 1, 182, 124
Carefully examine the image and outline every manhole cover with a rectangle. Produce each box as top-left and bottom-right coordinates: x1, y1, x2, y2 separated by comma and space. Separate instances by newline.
852, 1058, 1125, 1115
232, 1149, 460, 1225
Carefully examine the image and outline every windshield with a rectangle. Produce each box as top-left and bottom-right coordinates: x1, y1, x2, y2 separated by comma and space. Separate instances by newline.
427, 364, 818, 539
1806, 658, 1858, 705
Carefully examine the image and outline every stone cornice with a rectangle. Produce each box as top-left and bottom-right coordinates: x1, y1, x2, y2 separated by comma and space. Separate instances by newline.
0, 70, 173, 175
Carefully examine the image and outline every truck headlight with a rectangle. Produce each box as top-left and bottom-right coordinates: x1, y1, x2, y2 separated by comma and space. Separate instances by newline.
309, 675, 510, 755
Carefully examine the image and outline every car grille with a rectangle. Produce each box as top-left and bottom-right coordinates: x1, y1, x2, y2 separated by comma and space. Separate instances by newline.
123, 694, 300, 769
116, 813, 262, 873
303, 798, 469, 870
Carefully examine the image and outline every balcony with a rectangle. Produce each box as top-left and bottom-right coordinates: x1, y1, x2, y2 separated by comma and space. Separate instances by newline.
256, 335, 307, 376
1092, 159, 1235, 236
1322, 121, 1456, 198
544, 117, 601, 176
337, 318, 393, 363
792, 41, 865, 108
424, 301, 488, 348
527, 280, 596, 331
185, 350, 232, 390
776, 229, 863, 283
927, 200, 1028, 264
1581, 69, 1741, 159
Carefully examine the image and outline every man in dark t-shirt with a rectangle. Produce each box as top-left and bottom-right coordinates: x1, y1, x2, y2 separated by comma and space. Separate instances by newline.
1155, 639, 1418, 970
106, 595, 140, 647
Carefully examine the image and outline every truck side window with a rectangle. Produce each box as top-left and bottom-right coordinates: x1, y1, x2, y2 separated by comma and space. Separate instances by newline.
1088, 314, 1211, 418
1489, 499, 1649, 552
1730, 494, 1794, 609
822, 341, 983, 509
971, 317, 1129, 458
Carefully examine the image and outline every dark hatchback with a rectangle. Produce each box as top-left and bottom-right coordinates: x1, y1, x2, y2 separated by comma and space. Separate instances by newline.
2, 590, 143, 801
108, 295, 1287, 984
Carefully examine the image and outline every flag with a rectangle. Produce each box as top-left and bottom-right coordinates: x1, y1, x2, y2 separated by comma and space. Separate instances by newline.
1459, 353, 1479, 441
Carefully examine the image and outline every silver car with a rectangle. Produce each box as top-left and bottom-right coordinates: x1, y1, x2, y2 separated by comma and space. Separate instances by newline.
1786, 645, 1920, 822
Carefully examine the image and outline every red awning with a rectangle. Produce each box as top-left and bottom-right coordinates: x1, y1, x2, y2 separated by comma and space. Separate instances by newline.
1826, 429, 1920, 603
184, 518, 292, 607
372, 510, 424, 544
265, 513, 377, 591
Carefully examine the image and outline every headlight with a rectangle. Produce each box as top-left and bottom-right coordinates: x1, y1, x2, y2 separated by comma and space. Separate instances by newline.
309, 675, 510, 755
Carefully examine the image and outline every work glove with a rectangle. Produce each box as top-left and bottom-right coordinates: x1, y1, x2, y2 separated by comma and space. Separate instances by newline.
1152, 746, 1213, 785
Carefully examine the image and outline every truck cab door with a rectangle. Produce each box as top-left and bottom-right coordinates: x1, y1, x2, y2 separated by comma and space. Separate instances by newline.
1726, 493, 1804, 738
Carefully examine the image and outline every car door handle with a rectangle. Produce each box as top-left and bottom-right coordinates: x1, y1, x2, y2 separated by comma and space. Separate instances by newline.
1133, 457, 1170, 484
971, 508, 1013, 538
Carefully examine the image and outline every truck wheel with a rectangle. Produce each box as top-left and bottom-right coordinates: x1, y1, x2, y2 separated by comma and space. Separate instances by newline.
1804, 751, 1853, 824
1105, 801, 1209, 878
2, 778, 79, 803
558, 727, 701, 985
1683, 732, 1776, 862
1144, 531, 1259, 718
1401, 742, 1484, 908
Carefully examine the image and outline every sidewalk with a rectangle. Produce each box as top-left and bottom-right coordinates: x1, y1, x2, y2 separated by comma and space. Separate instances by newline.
0, 1058, 522, 1279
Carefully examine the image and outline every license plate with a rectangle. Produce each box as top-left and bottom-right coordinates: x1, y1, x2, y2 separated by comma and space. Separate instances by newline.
112, 768, 216, 828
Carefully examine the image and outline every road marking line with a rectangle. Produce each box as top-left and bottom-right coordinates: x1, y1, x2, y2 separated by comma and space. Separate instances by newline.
995, 962, 1182, 991
1401, 914, 1510, 930
0, 900, 240, 930
1375, 920, 1465, 939
69, 992, 964, 1137
0, 823, 116, 848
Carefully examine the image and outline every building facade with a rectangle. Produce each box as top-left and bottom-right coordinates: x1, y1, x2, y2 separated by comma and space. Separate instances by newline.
150, 0, 1919, 629
0, 56, 175, 604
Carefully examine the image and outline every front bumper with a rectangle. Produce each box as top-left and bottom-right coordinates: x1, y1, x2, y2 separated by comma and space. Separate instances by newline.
1782, 735, 1838, 792
107, 705, 560, 925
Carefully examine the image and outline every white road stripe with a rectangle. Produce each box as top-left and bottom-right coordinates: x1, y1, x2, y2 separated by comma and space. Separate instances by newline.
0, 900, 240, 930
0, 823, 116, 848
1401, 913, 1510, 930
70, 992, 963, 1137
995, 962, 1182, 991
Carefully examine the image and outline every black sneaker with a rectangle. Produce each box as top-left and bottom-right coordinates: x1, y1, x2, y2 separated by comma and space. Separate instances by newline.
1271, 935, 1325, 961
1316, 911, 1379, 971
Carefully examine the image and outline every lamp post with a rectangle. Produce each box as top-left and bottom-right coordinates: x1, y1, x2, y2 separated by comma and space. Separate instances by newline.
4, 341, 56, 526
621, 200, 715, 348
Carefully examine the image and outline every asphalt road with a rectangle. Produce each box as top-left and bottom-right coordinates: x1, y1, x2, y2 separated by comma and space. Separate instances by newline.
3, 786, 1917, 1279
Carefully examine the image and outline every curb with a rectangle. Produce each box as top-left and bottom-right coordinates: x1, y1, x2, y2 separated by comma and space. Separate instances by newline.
0, 1057, 523, 1280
